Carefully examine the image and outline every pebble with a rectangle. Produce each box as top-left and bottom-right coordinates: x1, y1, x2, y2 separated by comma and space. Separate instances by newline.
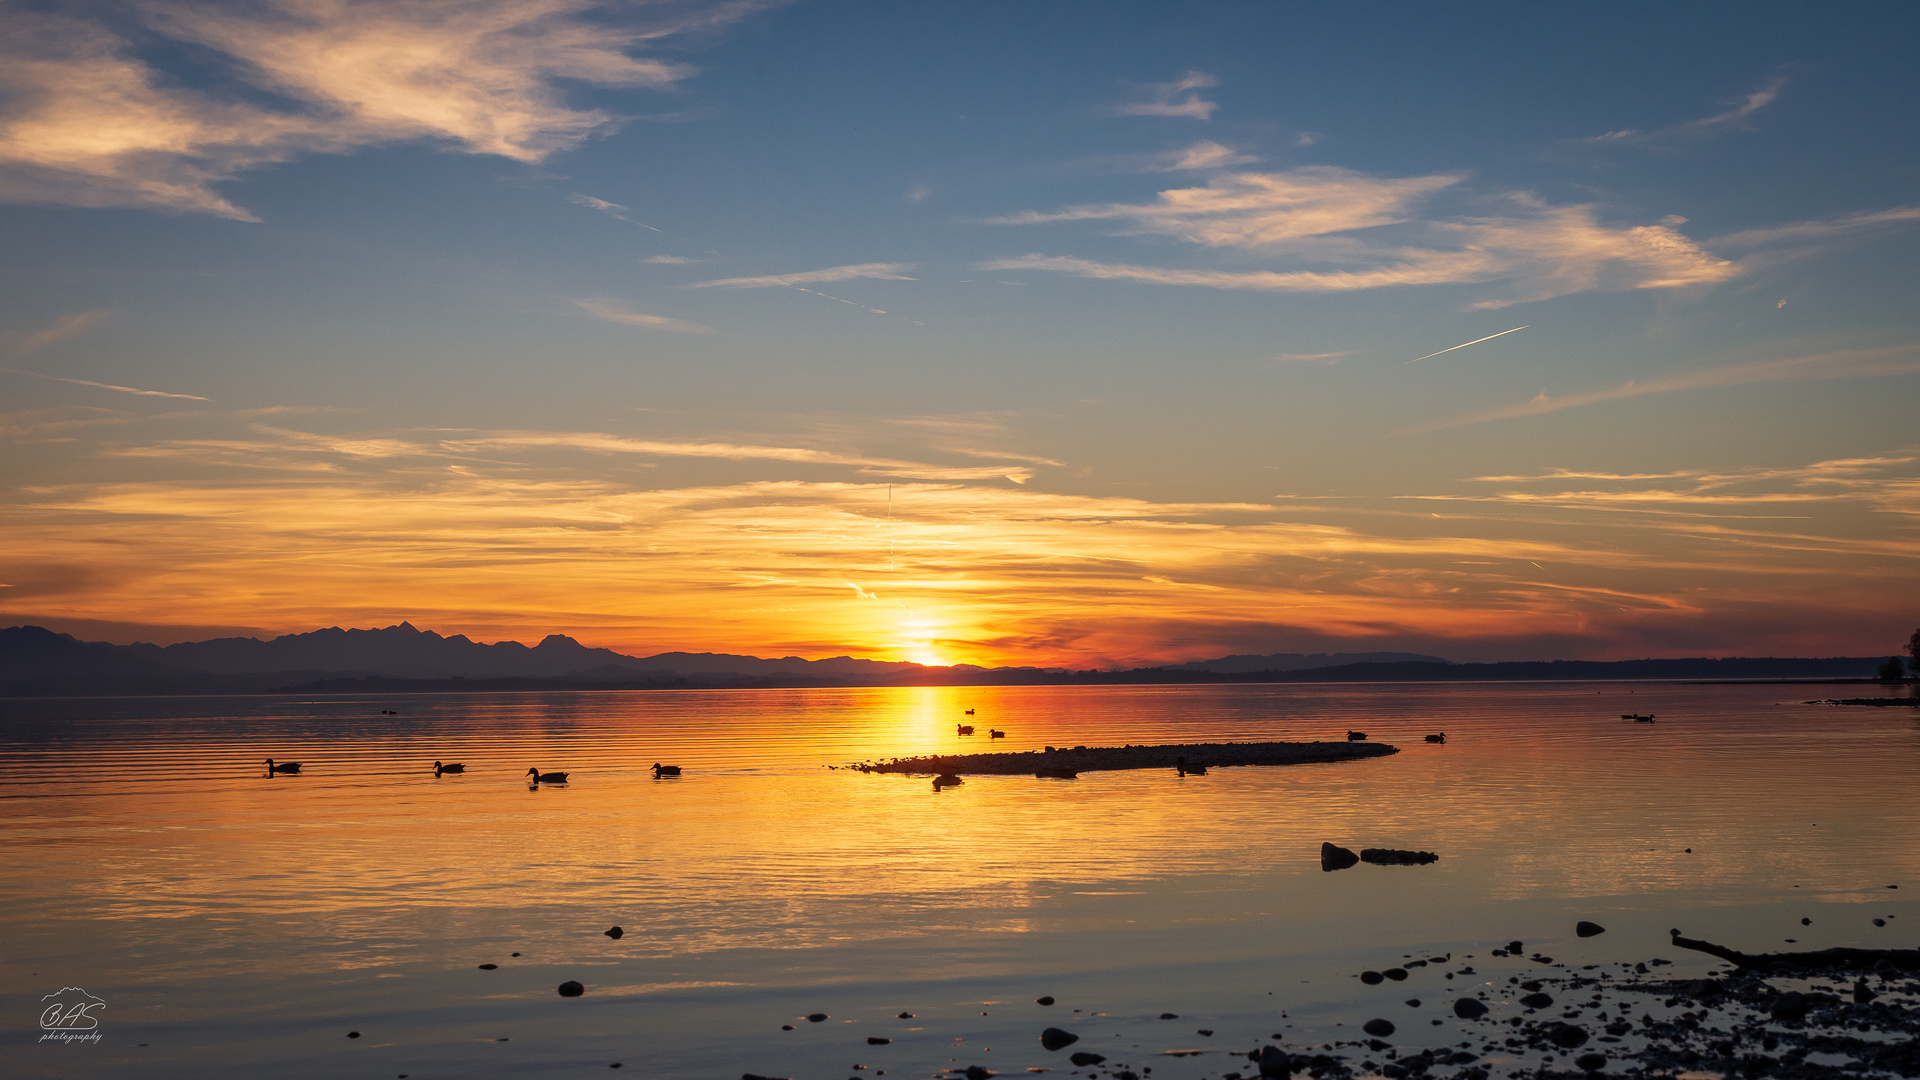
1158, 1012, 1178, 1019
1575, 1051, 1608, 1072
867, 1037, 891, 1045
782, 1025, 794, 1031
1069, 1052, 1106, 1067
558, 981, 584, 997
1362, 1018, 1395, 1037
605, 926, 624, 939
1576, 921, 1606, 938
1521, 992, 1554, 1008
1036, 996, 1054, 1006
1384, 967, 1408, 981
898, 1012, 914, 1018
1404, 998, 1421, 1007
963, 1067, 993, 1080
808, 1013, 828, 1022
1548, 1022, 1589, 1048
1874, 918, 1887, 926
1039, 1027, 1079, 1051
478, 963, 497, 970
347, 1031, 361, 1038
1453, 998, 1489, 1019
1360, 970, 1385, 985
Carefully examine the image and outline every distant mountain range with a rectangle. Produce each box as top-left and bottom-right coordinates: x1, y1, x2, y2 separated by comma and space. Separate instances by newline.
0, 621, 1900, 697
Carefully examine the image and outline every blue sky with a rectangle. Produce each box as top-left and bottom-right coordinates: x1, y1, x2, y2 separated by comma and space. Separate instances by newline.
2, 0, 1916, 665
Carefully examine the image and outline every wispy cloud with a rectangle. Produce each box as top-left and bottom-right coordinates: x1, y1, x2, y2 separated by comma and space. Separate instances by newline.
4, 368, 210, 400
1273, 352, 1347, 364
688, 263, 918, 289
642, 254, 693, 264
983, 168, 1740, 305
569, 193, 660, 231
1571, 76, 1787, 152
1402, 345, 1920, 434
1116, 71, 1219, 120
0, 2, 763, 219
1708, 206, 1920, 249
1149, 140, 1257, 171
8, 310, 110, 360
573, 297, 713, 334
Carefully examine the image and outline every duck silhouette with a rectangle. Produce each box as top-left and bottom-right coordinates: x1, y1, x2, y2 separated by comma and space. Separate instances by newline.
957, 724, 974, 735
265, 758, 301, 773
1424, 733, 1446, 743
433, 760, 465, 774
988, 729, 1006, 739
1346, 730, 1367, 741
526, 767, 569, 783
1176, 756, 1207, 776
651, 763, 682, 777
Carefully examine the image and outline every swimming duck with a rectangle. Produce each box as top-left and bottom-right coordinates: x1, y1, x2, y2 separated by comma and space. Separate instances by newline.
526, 767, 569, 783
988, 729, 1006, 739
1346, 730, 1367, 741
434, 760, 465, 774
652, 763, 682, 777
265, 758, 301, 773
957, 724, 974, 735
1424, 733, 1446, 744
1176, 756, 1207, 776
932, 772, 963, 788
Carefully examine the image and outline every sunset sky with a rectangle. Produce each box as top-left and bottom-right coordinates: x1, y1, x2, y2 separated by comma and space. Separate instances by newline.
3, 1, 1916, 667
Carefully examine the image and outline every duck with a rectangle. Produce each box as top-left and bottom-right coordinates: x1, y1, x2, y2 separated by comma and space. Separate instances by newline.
433, 760, 465, 774
988, 729, 1006, 739
1345, 730, 1367, 741
1424, 733, 1446, 744
932, 772, 963, 788
651, 763, 682, 777
964, 709, 975, 715
264, 758, 301, 773
1176, 756, 1207, 776
957, 724, 974, 735
526, 767, 569, 783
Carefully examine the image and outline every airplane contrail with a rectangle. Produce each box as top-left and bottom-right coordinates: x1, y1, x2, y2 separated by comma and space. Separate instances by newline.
3, 368, 210, 400
1396, 325, 1529, 367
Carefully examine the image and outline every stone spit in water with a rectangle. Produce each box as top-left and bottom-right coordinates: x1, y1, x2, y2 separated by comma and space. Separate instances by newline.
1039, 1027, 1079, 1051
1359, 848, 1439, 866
848, 740, 1397, 776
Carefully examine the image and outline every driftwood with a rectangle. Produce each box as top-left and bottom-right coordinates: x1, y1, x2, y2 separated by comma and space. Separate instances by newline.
1670, 931, 1920, 972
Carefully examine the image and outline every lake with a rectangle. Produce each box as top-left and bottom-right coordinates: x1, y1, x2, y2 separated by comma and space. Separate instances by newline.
4, 681, 1916, 1078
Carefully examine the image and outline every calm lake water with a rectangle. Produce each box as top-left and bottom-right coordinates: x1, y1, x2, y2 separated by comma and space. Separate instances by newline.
3, 681, 1917, 1078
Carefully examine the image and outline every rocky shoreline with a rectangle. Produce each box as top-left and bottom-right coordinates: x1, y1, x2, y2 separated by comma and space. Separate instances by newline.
840, 740, 1401, 776
735, 926, 1920, 1080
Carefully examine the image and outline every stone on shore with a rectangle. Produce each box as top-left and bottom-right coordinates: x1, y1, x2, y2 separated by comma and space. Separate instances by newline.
1040, 1027, 1079, 1051
1454, 998, 1489, 1019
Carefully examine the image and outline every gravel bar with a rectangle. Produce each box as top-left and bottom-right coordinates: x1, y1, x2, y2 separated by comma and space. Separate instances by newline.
843, 740, 1399, 775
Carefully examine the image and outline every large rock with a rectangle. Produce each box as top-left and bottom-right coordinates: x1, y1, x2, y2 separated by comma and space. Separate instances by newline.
1039, 1027, 1079, 1051
1453, 998, 1489, 1019
1321, 842, 1360, 871
1547, 1022, 1589, 1048
1520, 992, 1554, 1009
1575, 921, 1606, 938
1362, 1018, 1395, 1038
1770, 991, 1808, 1022
557, 980, 585, 997
1256, 1046, 1289, 1077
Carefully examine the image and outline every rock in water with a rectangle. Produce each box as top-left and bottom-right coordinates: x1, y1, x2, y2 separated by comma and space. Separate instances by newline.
1383, 967, 1408, 981
558, 981, 585, 997
1575, 1051, 1608, 1072
866, 1037, 891, 1045
1856, 980, 1879, 1003
1256, 1046, 1289, 1077
1362, 1018, 1395, 1038
1771, 991, 1808, 1022
1548, 1022, 1589, 1048
1576, 921, 1606, 938
1453, 998, 1489, 1019
963, 1067, 994, 1080
806, 1013, 827, 1022
1360, 970, 1385, 985
1040, 1027, 1079, 1050
605, 926, 624, 939
1321, 842, 1360, 871
1036, 996, 1055, 1006
1070, 1052, 1106, 1067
